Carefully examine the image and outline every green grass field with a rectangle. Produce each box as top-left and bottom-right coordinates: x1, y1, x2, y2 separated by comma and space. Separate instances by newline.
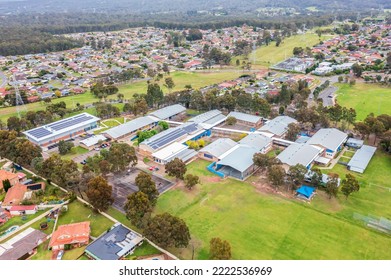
0, 71, 241, 122
61, 146, 89, 161
335, 83, 391, 120
235, 32, 334, 67
56, 201, 114, 237
155, 159, 391, 260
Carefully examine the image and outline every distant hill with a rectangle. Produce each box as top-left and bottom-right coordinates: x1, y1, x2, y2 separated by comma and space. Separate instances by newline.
0, 0, 389, 14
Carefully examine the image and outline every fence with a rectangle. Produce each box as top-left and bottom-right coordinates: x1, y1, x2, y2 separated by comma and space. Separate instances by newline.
206, 162, 225, 178
353, 213, 391, 234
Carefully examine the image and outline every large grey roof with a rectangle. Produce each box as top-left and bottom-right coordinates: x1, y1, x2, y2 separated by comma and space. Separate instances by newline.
217, 145, 259, 172
277, 143, 321, 167
104, 116, 156, 139
227, 111, 261, 124
200, 138, 237, 159
307, 128, 348, 152
85, 223, 142, 260
239, 134, 272, 150
188, 110, 224, 124
348, 145, 376, 173
258, 116, 297, 136
149, 104, 186, 120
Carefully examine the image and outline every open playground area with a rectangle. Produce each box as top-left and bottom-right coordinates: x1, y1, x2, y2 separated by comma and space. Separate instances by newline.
155, 156, 391, 260
335, 83, 391, 120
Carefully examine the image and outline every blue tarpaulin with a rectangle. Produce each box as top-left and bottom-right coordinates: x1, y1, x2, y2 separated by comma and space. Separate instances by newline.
296, 185, 315, 199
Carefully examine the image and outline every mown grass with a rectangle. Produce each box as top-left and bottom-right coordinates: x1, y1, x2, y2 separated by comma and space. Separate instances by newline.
154, 159, 391, 260
335, 83, 391, 120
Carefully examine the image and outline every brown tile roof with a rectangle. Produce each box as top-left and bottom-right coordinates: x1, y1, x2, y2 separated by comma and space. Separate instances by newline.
49, 222, 91, 248
3, 183, 27, 206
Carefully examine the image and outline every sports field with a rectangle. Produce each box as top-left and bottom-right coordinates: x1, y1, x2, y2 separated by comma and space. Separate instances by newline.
0, 71, 241, 121
236, 32, 334, 67
155, 158, 391, 260
335, 83, 391, 120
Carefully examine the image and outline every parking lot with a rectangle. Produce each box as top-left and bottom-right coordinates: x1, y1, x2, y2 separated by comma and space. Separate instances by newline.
108, 168, 174, 212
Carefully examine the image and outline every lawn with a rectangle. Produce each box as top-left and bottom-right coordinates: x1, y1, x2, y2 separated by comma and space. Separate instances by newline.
61, 146, 89, 161
235, 32, 334, 67
335, 83, 391, 120
0, 71, 240, 122
155, 159, 391, 260
29, 240, 52, 260
117, 71, 242, 99
56, 200, 114, 237
125, 242, 162, 260
0, 211, 44, 235
321, 151, 391, 222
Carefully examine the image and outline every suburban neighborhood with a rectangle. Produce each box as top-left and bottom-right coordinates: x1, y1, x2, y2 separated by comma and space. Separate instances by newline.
0, 2, 390, 264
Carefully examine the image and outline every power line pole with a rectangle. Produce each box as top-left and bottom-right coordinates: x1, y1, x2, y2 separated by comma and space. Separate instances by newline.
11, 74, 27, 118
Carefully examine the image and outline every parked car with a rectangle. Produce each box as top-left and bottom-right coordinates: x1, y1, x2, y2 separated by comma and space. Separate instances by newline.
80, 160, 87, 165
56, 250, 64, 260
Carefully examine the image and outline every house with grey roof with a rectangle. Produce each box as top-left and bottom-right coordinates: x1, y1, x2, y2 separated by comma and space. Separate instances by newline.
103, 116, 157, 140
0, 227, 47, 260
227, 111, 263, 128
258, 116, 297, 138
85, 223, 143, 260
307, 128, 348, 158
148, 104, 186, 120
347, 145, 376, 173
199, 138, 237, 161
277, 143, 323, 170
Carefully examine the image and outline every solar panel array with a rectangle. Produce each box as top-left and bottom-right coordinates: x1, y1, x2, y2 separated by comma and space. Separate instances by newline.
27, 127, 52, 139
48, 115, 94, 131
147, 123, 199, 150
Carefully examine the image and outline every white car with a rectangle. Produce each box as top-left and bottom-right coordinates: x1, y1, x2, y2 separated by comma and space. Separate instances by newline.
56, 250, 64, 260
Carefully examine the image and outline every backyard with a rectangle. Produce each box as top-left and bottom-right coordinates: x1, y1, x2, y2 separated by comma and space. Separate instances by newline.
154, 159, 391, 260
335, 83, 391, 120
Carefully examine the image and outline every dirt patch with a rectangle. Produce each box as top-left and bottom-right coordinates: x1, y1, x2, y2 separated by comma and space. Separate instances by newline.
250, 175, 294, 199
205, 177, 222, 183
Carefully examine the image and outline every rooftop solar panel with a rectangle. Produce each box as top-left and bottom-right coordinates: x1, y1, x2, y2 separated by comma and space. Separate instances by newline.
49, 116, 94, 131
27, 127, 52, 139
147, 123, 199, 150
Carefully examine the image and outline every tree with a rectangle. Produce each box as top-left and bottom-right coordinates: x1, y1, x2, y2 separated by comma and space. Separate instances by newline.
107, 143, 137, 172
86, 175, 114, 211
253, 153, 271, 173
144, 213, 190, 248
124, 192, 152, 228
338, 76, 343, 83
285, 123, 300, 141
58, 140, 74, 155
354, 122, 370, 139
135, 172, 159, 205
325, 173, 339, 199
184, 174, 200, 190
165, 158, 187, 180
2, 179, 11, 193
352, 63, 363, 77
341, 174, 360, 199
287, 164, 307, 191
226, 116, 237, 126
146, 83, 163, 107
268, 165, 286, 188
371, 120, 386, 144
328, 104, 343, 126
158, 121, 169, 130
209, 237, 232, 260
310, 168, 323, 188
164, 77, 175, 92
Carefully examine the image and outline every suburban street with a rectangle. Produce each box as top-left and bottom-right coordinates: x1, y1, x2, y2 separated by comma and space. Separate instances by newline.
0, 71, 7, 88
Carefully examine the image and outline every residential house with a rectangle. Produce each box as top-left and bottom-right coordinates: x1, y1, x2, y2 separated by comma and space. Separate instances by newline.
0, 170, 20, 191
49, 222, 91, 251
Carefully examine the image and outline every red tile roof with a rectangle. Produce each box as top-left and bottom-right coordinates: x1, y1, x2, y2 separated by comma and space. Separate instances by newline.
3, 183, 27, 206
49, 222, 91, 249
10, 205, 37, 211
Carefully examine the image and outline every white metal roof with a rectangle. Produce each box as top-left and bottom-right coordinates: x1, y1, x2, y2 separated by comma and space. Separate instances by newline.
277, 143, 322, 167
152, 142, 188, 160
217, 145, 259, 173
148, 104, 186, 120
227, 111, 262, 124
348, 145, 376, 173
200, 138, 237, 159
307, 128, 348, 152
103, 116, 156, 139
258, 116, 297, 136
80, 135, 107, 147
